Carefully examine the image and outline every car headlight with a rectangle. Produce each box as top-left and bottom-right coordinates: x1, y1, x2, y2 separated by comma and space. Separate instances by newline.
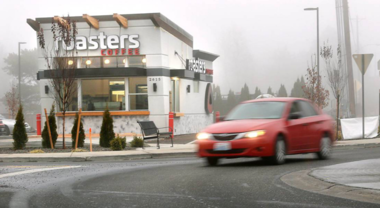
244, 130, 266, 138
197, 132, 211, 140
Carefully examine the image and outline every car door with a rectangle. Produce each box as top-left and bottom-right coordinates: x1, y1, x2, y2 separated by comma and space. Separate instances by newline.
299, 101, 321, 150
286, 101, 308, 152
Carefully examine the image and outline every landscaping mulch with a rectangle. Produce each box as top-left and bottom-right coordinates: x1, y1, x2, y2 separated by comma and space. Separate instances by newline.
0, 145, 143, 154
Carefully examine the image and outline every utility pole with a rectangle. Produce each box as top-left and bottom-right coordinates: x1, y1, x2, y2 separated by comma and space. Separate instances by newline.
18, 42, 26, 104
304, 7, 319, 106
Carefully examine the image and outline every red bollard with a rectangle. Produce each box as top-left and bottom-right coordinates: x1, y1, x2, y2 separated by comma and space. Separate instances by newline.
169, 112, 174, 138
36, 114, 41, 135
215, 111, 220, 123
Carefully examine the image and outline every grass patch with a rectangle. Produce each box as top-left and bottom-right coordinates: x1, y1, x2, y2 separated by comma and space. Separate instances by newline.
29, 149, 45, 153
71, 148, 88, 152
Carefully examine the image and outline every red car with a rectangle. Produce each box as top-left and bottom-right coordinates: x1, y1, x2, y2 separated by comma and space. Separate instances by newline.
197, 98, 335, 166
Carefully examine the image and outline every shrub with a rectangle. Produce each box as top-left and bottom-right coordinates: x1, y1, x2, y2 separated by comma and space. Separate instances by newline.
100, 108, 115, 147
71, 113, 86, 148
110, 135, 127, 151
130, 136, 144, 148
42, 105, 58, 148
13, 105, 28, 150
30, 149, 45, 153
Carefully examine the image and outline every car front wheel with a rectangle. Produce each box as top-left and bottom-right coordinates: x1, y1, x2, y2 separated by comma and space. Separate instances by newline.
270, 138, 286, 165
317, 136, 332, 160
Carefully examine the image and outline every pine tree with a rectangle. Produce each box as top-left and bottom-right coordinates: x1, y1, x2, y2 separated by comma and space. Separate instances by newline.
13, 105, 28, 150
100, 107, 115, 147
42, 105, 58, 148
278, 84, 288, 97
213, 85, 224, 115
253, 87, 262, 99
226, 90, 236, 113
290, 77, 305, 98
239, 83, 251, 102
267, 87, 273, 95
71, 112, 86, 148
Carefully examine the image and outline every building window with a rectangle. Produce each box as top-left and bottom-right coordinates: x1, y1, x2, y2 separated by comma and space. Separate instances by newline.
66, 81, 78, 111
79, 57, 101, 68
193, 81, 199, 93
102, 57, 117, 68
129, 77, 148, 110
82, 78, 125, 111
118, 56, 146, 68
58, 56, 146, 69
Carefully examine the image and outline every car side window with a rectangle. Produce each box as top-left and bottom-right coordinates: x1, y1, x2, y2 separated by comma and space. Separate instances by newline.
290, 101, 303, 117
299, 101, 318, 117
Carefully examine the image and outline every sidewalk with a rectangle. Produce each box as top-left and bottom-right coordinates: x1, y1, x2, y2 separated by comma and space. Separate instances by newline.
0, 143, 197, 162
311, 158, 380, 191
334, 137, 380, 147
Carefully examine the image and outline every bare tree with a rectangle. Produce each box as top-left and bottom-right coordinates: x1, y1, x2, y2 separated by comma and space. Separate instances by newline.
5, 85, 19, 119
302, 55, 330, 109
37, 16, 78, 149
321, 43, 347, 139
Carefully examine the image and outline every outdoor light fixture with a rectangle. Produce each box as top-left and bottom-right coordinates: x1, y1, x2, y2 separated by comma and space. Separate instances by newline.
142, 58, 147, 63
123, 59, 126, 64
304, 7, 318, 11
86, 59, 92, 65
187, 85, 191, 93
68, 60, 74, 65
153, 83, 157, 92
171, 77, 179, 81
44, 85, 49, 94
104, 59, 110, 64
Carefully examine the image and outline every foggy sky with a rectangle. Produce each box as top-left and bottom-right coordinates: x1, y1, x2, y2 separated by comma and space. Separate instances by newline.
0, 0, 379, 115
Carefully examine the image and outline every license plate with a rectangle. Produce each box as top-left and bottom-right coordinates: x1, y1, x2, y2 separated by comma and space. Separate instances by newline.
213, 143, 231, 151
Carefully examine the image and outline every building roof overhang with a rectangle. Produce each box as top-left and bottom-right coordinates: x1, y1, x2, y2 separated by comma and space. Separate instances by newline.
27, 13, 193, 47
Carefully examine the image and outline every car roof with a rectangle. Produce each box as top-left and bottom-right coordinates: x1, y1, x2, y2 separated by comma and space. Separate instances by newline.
242, 97, 310, 103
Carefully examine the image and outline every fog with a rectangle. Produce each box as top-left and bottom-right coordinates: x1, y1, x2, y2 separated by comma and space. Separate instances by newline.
0, 0, 379, 116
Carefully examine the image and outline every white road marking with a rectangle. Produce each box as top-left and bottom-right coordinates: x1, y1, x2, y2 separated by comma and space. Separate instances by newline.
0, 166, 81, 179
186, 140, 197, 144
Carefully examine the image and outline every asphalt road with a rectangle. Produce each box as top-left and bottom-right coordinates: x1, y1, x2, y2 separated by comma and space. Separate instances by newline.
1, 147, 380, 208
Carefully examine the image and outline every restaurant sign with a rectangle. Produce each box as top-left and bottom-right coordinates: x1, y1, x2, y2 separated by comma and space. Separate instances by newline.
54, 32, 140, 55
186, 59, 206, 73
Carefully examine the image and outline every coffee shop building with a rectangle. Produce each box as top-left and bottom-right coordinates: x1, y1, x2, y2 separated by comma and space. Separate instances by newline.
27, 13, 218, 135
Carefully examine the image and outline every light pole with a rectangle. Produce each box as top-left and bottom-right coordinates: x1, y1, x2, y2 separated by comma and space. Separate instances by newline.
18, 42, 26, 104
304, 7, 319, 106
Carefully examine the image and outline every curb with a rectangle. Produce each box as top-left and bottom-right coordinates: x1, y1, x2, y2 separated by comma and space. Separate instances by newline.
0, 152, 196, 163
1, 142, 380, 163
333, 143, 380, 149
281, 169, 380, 205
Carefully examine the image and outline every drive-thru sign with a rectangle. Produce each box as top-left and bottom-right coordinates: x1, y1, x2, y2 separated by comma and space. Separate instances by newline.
353, 54, 373, 139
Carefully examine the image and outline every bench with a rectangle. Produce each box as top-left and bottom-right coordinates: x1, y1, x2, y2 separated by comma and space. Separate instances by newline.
137, 121, 173, 149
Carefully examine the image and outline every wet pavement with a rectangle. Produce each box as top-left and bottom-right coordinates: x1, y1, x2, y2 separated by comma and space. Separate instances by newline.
311, 158, 380, 190
1, 147, 380, 207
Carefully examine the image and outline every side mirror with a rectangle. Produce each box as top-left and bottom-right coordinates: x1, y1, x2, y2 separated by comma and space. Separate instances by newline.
288, 112, 301, 120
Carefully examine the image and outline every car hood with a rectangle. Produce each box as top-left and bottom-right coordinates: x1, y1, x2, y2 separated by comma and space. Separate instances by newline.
1, 119, 15, 125
202, 119, 281, 134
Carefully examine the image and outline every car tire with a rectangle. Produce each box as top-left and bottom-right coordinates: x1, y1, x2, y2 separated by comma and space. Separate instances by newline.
206, 157, 219, 166
4, 126, 10, 136
270, 137, 286, 165
317, 136, 332, 160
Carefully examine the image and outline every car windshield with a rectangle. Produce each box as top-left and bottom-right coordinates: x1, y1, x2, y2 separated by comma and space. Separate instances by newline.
225, 101, 286, 120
